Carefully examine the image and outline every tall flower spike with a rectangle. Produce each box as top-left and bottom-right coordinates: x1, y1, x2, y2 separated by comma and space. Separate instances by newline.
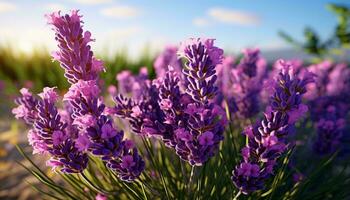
107, 140, 145, 182
12, 88, 38, 125
313, 107, 344, 155
35, 87, 88, 173
154, 45, 182, 78
178, 38, 223, 104
231, 60, 314, 194
229, 48, 266, 119
46, 10, 104, 84
157, 66, 184, 147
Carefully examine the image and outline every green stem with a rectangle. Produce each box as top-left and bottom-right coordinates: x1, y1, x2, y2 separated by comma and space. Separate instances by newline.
233, 191, 242, 200
81, 172, 115, 195
187, 166, 196, 193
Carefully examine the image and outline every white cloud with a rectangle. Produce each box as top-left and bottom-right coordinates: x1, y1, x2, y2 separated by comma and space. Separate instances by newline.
44, 3, 67, 12
193, 18, 210, 27
100, 5, 140, 19
74, 0, 112, 5
208, 7, 260, 26
0, 1, 17, 13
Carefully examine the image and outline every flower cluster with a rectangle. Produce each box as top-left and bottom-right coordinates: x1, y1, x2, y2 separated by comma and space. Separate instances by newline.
12, 8, 350, 199
153, 45, 182, 78
231, 60, 314, 194
12, 88, 38, 125
115, 67, 149, 100
216, 49, 266, 119
113, 38, 226, 166
14, 87, 88, 173
12, 10, 144, 181
306, 61, 350, 155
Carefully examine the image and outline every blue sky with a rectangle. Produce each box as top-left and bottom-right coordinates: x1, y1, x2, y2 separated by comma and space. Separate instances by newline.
0, 0, 348, 58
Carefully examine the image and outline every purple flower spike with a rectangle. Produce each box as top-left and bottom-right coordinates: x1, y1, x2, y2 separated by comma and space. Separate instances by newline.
154, 45, 182, 78
106, 140, 145, 182
228, 49, 266, 119
46, 10, 104, 84
312, 104, 346, 155
35, 87, 88, 173
112, 38, 226, 166
12, 10, 145, 179
232, 60, 314, 194
48, 139, 88, 173
12, 88, 38, 125
116, 68, 149, 100
178, 38, 223, 104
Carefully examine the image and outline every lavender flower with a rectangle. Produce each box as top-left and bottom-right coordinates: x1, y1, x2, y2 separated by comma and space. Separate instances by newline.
178, 38, 223, 104
12, 88, 38, 125
305, 61, 350, 155
231, 60, 314, 194
107, 140, 145, 182
154, 45, 182, 78
116, 67, 149, 100
112, 38, 226, 166
215, 49, 266, 119
47, 138, 88, 173
63, 80, 104, 119
45, 10, 143, 178
35, 87, 88, 173
215, 56, 235, 101
229, 49, 266, 119
313, 107, 345, 155
46, 10, 104, 84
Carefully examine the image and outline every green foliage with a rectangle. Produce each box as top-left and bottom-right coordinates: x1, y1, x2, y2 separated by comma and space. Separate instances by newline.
279, 3, 350, 58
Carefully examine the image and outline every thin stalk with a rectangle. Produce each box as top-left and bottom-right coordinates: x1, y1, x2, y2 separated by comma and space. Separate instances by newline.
188, 166, 196, 193
81, 172, 115, 195
233, 191, 242, 200
141, 137, 170, 200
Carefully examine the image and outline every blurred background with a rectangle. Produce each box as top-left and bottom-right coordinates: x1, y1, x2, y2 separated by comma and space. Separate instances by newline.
1, 0, 350, 199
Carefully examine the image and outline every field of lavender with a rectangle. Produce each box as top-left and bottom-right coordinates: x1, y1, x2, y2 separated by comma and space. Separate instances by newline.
1, 6, 350, 200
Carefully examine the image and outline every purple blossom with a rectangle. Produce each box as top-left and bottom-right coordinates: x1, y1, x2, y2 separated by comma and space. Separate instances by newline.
312, 104, 346, 155
231, 60, 314, 194
38, 87, 59, 103
12, 88, 38, 125
47, 139, 88, 173
215, 49, 267, 119
101, 123, 117, 139
198, 131, 214, 146
34, 87, 88, 173
95, 194, 107, 200
229, 49, 266, 119
46, 10, 104, 84
154, 45, 182, 78
112, 38, 226, 166
178, 38, 223, 104
73, 114, 97, 131
28, 129, 48, 154
305, 61, 350, 155
64, 80, 100, 102
52, 130, 68, 146
13, 10, 144, 180
116, 68, 149, 100
215, 56, 235, 102
106, 140, 145, 182
75, 133, 91, 152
